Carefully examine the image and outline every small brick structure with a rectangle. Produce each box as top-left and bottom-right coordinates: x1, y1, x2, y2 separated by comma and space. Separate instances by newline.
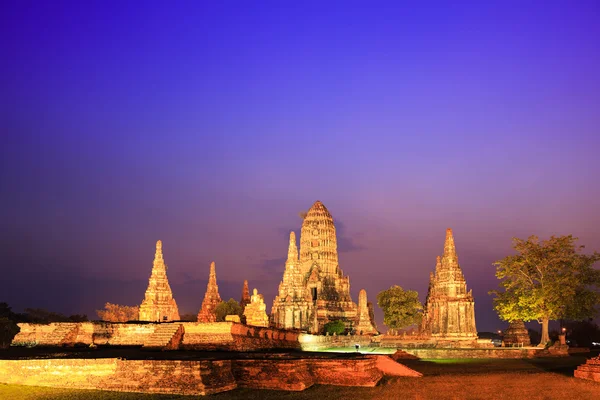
574, 356, 600, 382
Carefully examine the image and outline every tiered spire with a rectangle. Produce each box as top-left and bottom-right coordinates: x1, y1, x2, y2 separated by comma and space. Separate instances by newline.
139, 240, 180, 322
271, 200, 358, 333
299, 200, 339, 275
420, 229, 477, 338
240, 279, 251, 310
442, 228, 459, 267
197, 262, 223, 323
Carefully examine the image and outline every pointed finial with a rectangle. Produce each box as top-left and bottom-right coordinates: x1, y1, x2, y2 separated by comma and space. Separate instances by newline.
153, 240, 164, 265
287, 231, 299, 264
443, 228, 458, 265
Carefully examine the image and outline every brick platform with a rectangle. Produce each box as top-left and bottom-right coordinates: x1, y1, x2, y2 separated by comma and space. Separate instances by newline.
0, 353, 419, 395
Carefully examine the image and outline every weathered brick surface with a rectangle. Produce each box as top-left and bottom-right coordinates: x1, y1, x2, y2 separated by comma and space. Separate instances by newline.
405, 348, 539, 359
0, 354, 397, 395
232, 359, 314, 391
298, 333, 373, 351
181, 322, 301, 351
0, 358, 236, 395
575, 357, 600, 382
310, 357, 383, 387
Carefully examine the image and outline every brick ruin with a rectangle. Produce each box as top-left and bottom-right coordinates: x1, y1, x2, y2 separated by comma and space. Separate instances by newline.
503, 320, 531, 346
271, 201, 376, 334
197, 261, 222, 322
0, 352, 421, 396
420, 229, 477, 340
240, 279, 251, 311
12, 321, 301, 351
356, 289, 378, 335
138, 240, 180, 322
575, 356, 600, 382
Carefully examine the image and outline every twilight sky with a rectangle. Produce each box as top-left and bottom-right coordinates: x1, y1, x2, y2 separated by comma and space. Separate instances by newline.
1, 1, 599, 332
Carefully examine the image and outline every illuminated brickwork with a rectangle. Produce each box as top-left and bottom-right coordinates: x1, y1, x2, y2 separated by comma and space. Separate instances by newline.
197, 262, 222, 322
420, 229, 477, 339
138, 240, 180, 322
355, 289, 378, 335
272, 201, 373, 334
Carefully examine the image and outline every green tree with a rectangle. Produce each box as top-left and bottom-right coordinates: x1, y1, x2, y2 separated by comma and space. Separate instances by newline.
96, 303, 139, 322
377, 285, 423, 330
323, 320, 346, 335
215, 299, 243, 322
491, 235, 600, 345
0, 317, 20, 349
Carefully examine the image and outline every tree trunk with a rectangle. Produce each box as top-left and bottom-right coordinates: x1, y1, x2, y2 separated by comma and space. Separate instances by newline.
539, 317, 550, 346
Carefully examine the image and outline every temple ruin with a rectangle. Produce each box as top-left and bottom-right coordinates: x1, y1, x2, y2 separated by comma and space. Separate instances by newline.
356, 289, 378, 335
197, 261, 222, 322
240, 280, 251, 311
420, 229, 477, 339
271, 200, 374, 334
138, 240, 180, 322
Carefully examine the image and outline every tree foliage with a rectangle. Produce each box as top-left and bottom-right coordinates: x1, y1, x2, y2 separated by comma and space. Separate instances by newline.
324, 320, 345, 335
215, 299, 243, 322
96, 303, 139, 322
179, 313, 198, 322
0, 317, 20, 349
491, 235, 600, 344
377, 285, 423, 330
21, 308, 88, 323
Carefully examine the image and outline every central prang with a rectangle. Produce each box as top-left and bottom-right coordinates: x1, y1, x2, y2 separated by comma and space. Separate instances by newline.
271, 200, 376, 334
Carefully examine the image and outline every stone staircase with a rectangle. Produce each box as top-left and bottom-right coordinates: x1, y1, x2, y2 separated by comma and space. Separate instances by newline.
142, 324, 184, 350
36, 323, 79, 347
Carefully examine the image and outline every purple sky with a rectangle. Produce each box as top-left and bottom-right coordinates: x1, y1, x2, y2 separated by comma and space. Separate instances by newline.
1, 1, 599, 332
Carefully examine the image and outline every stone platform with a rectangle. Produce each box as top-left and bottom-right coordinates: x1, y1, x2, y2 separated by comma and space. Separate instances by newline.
12, 321, 303, 352
0, 349, 421, 395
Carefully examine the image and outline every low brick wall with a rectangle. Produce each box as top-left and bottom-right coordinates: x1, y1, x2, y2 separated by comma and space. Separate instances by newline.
232, 359, 313, 391
13, 322, 305, 351
13, 322, 157, 347
11, 323, 59, 346
404, 347, 539, 359
181, 322, 301, 351
298, 333, 373, 351
0, 358, 236, 395
0, 354, 397, 395
310, 357, 383, 387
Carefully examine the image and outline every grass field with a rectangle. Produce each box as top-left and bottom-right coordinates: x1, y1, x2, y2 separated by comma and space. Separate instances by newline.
1, 356, 599, 399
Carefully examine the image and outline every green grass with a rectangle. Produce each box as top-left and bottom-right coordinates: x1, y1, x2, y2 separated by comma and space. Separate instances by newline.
2, 356, 599, 399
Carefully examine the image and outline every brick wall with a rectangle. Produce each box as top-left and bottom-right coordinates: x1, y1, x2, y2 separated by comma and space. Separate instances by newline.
0, 355, 391, 395
404, 347, 539, 359
14, 322, 306, 351
181, 322, 301, 351
0, 358, 236, 395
